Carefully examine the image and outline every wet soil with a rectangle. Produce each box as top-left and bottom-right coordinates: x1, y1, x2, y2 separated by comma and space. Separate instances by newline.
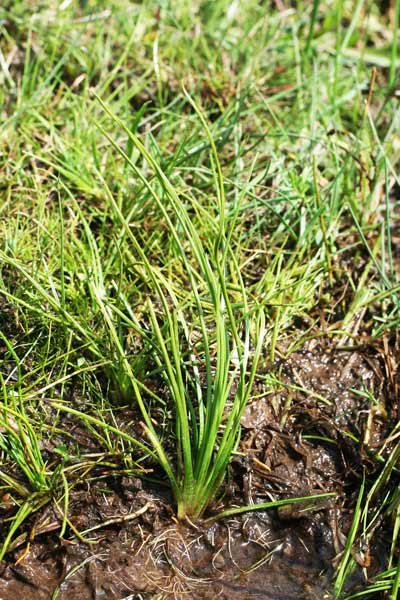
0, 340, 398, 600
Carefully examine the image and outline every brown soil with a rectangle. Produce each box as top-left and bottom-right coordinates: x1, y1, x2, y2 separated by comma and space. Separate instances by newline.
0, 339, 398, 600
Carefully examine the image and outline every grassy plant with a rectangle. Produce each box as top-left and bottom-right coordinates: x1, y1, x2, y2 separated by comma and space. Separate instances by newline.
91, 93, 268, 520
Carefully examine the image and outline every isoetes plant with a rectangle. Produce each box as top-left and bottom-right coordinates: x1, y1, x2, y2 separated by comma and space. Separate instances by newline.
93, 91, 266, 520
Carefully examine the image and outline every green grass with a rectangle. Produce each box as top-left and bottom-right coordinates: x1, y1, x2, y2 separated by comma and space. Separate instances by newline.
0, 0, 399, 597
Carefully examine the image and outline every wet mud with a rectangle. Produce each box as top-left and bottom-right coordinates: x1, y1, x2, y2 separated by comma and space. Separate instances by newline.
0, 341, 398, 599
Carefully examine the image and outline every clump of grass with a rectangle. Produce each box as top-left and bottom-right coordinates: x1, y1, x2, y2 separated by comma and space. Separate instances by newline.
88, 92, 267, 520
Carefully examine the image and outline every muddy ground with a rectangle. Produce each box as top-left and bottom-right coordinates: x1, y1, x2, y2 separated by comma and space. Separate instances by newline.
0, 339, 398, 600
